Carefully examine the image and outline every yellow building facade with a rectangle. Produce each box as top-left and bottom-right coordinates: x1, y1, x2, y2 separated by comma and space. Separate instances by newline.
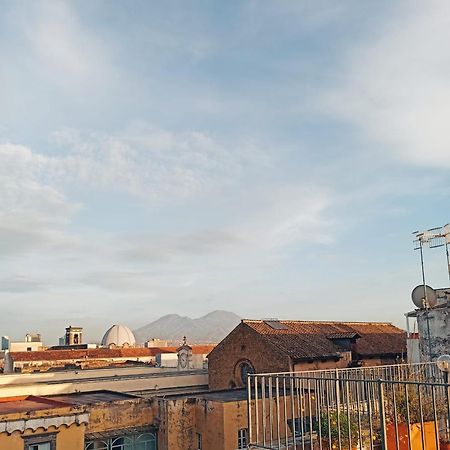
0, 391, 157, 450
156, 389, 303, 450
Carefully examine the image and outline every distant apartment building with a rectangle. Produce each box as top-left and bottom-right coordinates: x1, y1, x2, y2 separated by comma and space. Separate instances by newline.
208, 319, 407, 390
145, 338, 169, 348
1, 333, 44, 352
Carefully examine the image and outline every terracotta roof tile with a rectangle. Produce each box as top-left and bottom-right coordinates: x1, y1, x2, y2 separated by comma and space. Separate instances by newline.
243, 320, 406, 361
191, 345, 216, 355
9, 347, 175, 362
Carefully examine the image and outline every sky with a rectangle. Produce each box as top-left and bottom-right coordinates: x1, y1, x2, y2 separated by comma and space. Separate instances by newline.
1, 0, 450, 344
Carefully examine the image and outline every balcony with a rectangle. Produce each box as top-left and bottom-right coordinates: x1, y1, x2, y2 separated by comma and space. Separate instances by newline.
247, 363, 450, 449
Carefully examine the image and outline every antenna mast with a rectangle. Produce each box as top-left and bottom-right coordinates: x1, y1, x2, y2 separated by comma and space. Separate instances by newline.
413, 224, 450, 284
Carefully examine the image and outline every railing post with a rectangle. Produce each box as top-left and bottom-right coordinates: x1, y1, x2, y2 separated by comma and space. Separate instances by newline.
335, 369, 341, 450
248, 374, 252, 446
377, 379, 387, 450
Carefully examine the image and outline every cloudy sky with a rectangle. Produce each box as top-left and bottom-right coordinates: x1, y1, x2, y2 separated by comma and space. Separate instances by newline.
1, 0, 450, 344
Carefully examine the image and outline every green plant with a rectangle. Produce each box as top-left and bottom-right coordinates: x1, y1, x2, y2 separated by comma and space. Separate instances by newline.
384, 384, 446, 424
318, 411, 359, 448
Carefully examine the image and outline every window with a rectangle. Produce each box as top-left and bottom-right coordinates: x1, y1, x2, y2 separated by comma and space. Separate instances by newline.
135, 433, 156, 450
240, 362, 254, 385
24, 433, 56, 450
85, 431, 157, 450
287, 417, 317, 438
111, 436, 133, 450
85, 441, 108, 450
196, 432, 202, 450
237, 428, 247, 449
29, 445, 51, 450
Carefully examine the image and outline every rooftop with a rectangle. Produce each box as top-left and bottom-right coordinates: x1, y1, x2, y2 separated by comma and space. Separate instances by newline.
241, 319, 406, 361
0, 390, 139, 415
162, 388, 248, 403
9, 347, 174, 362
0, 396, 69, 415
9, 344, 215, 362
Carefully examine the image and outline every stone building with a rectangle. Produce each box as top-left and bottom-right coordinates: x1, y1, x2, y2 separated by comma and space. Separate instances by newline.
0, 390, 156, 450
208, 319, 407, 390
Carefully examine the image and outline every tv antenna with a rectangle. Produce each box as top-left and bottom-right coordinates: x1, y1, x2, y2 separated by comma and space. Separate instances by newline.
412, 224, 450, 362
413, 224, 450, 284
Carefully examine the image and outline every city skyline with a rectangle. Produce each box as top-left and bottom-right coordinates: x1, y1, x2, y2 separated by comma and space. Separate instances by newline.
1, 1, 450, 343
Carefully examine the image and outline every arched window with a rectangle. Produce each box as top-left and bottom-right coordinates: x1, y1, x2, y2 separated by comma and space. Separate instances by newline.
111, 436, 133, 450
85, 441, 108, 450
135, 433, 157, 450
85, 431, 157, 450
240, 361, 255, 385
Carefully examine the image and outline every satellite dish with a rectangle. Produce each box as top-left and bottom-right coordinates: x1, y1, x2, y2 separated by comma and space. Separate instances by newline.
411, 284, 438, 309
437, 354, 450, 373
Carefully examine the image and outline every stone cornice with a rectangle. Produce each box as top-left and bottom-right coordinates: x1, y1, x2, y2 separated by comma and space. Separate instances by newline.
0, 412, 89, 434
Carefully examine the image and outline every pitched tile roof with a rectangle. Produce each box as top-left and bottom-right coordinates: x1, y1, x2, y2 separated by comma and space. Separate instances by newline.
243, 320, 406, 361
191, 345, 216, 355
9, 344, 215, 362
9, 347, 174, 362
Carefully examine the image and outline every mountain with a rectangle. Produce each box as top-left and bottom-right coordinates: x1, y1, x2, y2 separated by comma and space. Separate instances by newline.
133, 310, 241, 344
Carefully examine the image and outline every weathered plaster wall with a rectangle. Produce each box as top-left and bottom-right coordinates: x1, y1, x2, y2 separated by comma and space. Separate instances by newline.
157, 398, 197, 450
0, 398, 154, 449
0, 423, 86, 450
195, 399, 225, 450
87, 399, 154, 433
222, 400, 248, 450
417, 307, 450, 361
293, 357, 348, 372
157, 394, 305, 450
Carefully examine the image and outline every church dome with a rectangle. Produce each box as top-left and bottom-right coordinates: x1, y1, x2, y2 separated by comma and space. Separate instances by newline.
101, 324, 136, 347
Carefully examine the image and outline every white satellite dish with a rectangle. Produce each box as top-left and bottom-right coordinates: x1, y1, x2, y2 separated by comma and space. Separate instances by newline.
411, 284, 438, 309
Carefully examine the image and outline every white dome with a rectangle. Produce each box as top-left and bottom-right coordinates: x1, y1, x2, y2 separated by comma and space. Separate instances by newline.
101, 324, 136, 347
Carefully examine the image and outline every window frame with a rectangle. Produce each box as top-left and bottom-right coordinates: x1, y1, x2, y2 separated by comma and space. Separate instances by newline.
23, 432, 57, 450
85, 430, 157, 450
237, 428, 248, 449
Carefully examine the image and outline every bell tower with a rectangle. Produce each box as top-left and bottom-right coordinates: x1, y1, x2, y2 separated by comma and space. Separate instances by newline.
65, 326, 83, 346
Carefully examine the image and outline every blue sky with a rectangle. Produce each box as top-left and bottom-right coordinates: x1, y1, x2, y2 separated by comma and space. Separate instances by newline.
1, 1, 450, 344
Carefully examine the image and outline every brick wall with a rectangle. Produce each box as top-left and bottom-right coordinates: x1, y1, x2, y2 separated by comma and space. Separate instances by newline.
208, 322, 291, 390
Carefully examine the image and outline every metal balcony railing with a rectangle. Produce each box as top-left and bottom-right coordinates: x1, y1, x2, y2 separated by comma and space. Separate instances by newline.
247, 362, 450, 450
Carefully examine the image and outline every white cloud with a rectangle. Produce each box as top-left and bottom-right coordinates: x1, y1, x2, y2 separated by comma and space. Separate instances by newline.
24, 1, 111, 86
0, 144, 78, 256
113, 184, 333, 279
45, 125, 270, 199
323, 1, 450, 168
0, 132, 332, 295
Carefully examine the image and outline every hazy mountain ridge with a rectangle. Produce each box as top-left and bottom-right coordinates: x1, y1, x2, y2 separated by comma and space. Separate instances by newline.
133, 310, 241, 344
